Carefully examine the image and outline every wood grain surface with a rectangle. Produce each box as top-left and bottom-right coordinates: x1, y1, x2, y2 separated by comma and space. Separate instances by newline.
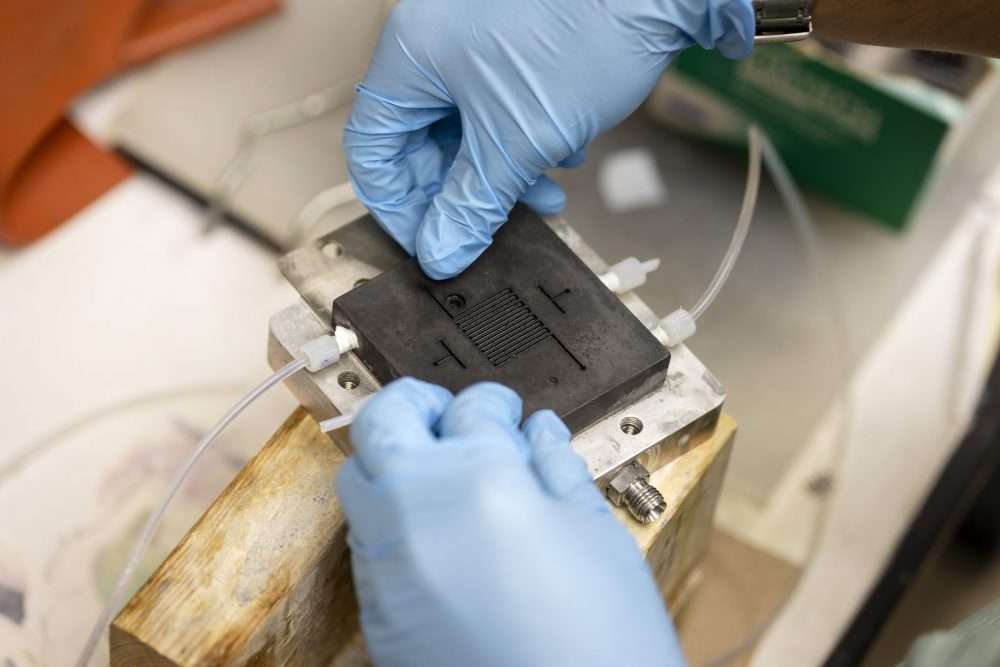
112, 410, 736, 665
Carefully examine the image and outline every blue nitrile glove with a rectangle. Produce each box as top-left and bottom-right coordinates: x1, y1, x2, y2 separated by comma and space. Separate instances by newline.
336, 378, 686, 667
344, 0, 754, 279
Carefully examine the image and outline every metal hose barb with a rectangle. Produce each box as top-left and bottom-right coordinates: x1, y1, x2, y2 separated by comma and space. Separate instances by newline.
623, 480, 667, 524
605, 461, 667, 524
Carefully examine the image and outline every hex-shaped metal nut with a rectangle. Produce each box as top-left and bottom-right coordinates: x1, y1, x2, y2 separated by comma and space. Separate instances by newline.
605, 460, 650, 506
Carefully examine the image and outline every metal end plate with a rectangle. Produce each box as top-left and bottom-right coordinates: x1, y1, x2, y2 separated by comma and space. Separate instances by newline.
269, 214, 725, 484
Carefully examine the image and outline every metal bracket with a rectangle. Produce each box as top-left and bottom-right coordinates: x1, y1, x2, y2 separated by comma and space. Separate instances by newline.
753, 0, 814, 44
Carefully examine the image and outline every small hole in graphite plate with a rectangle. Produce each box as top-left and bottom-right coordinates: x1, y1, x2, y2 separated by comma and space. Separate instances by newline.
620, 416, 644, 436
353, 278, 369, 288
446, 294, 466, 309
548, 376, 559, 386
322, 242, 344, 258
338, 371, 362, 390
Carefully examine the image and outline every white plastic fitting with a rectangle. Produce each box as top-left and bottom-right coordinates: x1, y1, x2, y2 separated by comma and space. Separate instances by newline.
660, 309, 697, 348
600, 257, 661, 294
297, 327, 359, 372
333, 326, 359, 357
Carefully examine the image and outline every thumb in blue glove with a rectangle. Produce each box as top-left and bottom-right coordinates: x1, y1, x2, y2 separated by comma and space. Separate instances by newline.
344, 0, 754, 279
336, 378, 686, 667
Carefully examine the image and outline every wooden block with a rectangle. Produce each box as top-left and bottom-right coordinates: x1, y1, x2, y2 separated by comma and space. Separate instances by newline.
111, 409, 356, 666
111, 410, 736, 666
619, 414, 737, 609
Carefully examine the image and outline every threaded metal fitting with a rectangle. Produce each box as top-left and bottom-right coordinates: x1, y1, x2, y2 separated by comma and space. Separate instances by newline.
622, 480, 667, 524
605, 461, 667, 524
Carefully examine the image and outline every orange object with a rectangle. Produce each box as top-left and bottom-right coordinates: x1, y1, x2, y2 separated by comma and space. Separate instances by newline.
0, 0, 281, 246
1, 122, 134, 246
126, 0, 285, 67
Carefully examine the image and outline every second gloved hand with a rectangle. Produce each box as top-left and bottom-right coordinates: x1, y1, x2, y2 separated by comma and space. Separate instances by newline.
345, 0, 754, 279
336, 379, 686, 667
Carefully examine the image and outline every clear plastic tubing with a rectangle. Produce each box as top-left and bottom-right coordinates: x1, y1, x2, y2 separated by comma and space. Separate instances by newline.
75, 356, 309, 667
688, 126, 763, 321
698, 133, 853, 667
319, 393, 375, 433
319, 413, 357, 432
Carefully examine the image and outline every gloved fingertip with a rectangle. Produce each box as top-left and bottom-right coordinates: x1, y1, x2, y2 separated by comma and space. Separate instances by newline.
373, 378, 454, 415
350, 378, 454, 457
454, 382, 524, 422
415, 220, 491, 280
417, 245, 486, 280
416, 138, 523, 279
523, 410, 605, 505
716, 0, 756, 60
385, 376, 454, 399
438, 382, 526, 443
523, 409, 571, 445
557, 148, 589, 170
518, 176, 566, 216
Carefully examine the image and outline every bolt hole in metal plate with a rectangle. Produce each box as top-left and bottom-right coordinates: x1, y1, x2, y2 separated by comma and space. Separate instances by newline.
337, 371, 361, 390
322, 241, 344, 258
620, 416, 644, 435
269, 210, 726, 483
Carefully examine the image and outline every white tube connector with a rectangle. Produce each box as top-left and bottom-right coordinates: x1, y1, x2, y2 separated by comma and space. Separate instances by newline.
333, 326, 359, 357
659, 309, 697, 348
297, 327, 359, 372
600, 257, 661, 294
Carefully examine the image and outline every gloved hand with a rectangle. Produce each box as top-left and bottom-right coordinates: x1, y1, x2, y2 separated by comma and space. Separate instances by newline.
345, 0, 754, 279
336, 378, 686, 667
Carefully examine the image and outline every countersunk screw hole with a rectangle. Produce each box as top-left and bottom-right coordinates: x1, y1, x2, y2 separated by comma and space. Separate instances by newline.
548, 376, 559, 385
338, 371, 362, 390
322, 242, 344, 258
446, 294, 466, 309
620, 416, 644, 436
353, 278, 369, 288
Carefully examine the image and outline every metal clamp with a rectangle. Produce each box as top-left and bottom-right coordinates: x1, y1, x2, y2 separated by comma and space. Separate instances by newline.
753, 0, 814, 44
